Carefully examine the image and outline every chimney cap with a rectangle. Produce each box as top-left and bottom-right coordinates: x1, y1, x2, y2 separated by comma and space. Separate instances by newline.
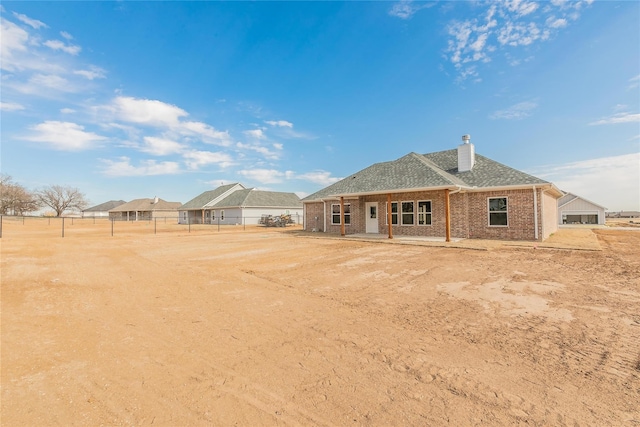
461, 134, 471, 143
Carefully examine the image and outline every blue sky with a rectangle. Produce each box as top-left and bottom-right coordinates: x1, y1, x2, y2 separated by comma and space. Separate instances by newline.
1, 1, 638, 211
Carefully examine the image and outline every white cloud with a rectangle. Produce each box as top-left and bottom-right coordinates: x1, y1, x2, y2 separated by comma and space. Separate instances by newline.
26, 120, 107, 151
237, 168, 285, 184
445, 1, 592, 81
388, 0, 434, 20
60, 108, 75, 114
12, 12, 47, 29
1, 17, 30, 70
43, 39, 81, 55
28, 74, 73, 92
628, 74, 640, 90
179, 121, 232, 146
236, 142, 281, 160
60, 31, 73, 40
101, 157, 181, 177
546, 16, 568, 28
0, 101, 25, 111
243, 128, 266, 139
265, 120, 293, 128
140, 136, 184, 156
589, 112, 640, 126
295, 170, 341, 186
183, 150, 234, 170
504, 0, 538, 17
531, 153, 640, 211
490, 101, 538, 120
73, 65, 106, 80
109, 96, 188, 127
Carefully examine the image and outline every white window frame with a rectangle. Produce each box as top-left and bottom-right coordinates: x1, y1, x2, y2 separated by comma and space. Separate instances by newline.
417, 200, 432, 226
401, 201, 414, 226
385, 201, 398, 225
488, 197, 508, 227
331, 203, 351, 225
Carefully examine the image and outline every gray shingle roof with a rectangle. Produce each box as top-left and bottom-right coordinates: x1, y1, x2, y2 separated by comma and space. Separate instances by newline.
83, 200, 126, 212
213, 189, 302, 208
303, 148, 550, 201
109, 198, 182, 212
179, 183, 244, 209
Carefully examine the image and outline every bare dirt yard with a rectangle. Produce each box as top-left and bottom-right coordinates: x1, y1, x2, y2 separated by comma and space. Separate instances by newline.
2, 218, 639, 426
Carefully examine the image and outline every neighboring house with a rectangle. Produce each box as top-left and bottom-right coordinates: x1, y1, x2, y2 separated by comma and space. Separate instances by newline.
606, 211, 640, 219
558, 192, 606, 225
178, 183, 303, 225
109, 197, 181, 221
82, 200, 126, 218
302, 135, 563, 241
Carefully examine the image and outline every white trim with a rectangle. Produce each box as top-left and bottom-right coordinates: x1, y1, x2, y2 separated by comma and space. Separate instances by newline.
417, 200, 433, 226
488, 196, 508, 227
400, 200, 415, 226
385, 201, 399, 226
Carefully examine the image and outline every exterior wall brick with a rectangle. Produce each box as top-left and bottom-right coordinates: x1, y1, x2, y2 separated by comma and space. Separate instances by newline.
304, 188, 554, 241
304, 202, 325, 231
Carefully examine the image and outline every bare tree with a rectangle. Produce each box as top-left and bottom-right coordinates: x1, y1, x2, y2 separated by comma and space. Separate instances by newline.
0, 174, 41, 215
36, 185, 89, 217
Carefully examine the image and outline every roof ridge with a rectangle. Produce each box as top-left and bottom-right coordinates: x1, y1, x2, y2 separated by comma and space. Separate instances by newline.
409, 152, 467, 187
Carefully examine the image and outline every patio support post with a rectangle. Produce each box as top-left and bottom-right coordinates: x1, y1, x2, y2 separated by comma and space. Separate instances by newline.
387, 193, 393, 239
445, 189, 451, 242
202, 209, 205, 225
340, 196, 345, 236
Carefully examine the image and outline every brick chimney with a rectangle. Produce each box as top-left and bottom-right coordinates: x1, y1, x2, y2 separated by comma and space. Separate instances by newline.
457, 134, 475, 172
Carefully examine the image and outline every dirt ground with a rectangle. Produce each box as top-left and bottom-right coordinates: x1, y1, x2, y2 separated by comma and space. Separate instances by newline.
1, 219, 639, 426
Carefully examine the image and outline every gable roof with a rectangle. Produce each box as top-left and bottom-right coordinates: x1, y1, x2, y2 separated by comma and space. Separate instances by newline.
83, 200, 126, 212
213, 189, 302, 208
180, 183, 244, 210
558, 192, 606, 210
109, 198, 182, 212
303, 148, 555, 201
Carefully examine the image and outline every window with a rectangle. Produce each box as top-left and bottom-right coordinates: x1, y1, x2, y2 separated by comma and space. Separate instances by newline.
221, 210, 225, 221
488, 197, 508, 226
418, 201, 432, 225
386, 202, 398, 225
331, 203, 350, 225
401, 201, 414, 225
212, 211, 216, 221
183, 211, 187, 221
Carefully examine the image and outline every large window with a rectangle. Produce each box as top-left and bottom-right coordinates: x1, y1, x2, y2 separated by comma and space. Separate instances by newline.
386, 202, 398, 225
331, 203, 350, 225
488, 197, 508, 226
418, 201, 432, 225
401, 201, 414, 225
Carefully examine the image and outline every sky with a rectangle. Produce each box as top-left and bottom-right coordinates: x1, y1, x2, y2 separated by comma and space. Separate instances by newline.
1, 0, 639, 212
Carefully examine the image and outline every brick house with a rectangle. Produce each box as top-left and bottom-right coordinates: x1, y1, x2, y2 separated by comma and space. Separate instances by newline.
302, 136, 563, 241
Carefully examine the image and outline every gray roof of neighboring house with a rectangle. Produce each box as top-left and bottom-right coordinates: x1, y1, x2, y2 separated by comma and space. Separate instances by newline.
213, 189, 302, 208
109, 198, 182, 212
179, 183, 244, 209
83, 200, 126, 212
303, 149, 551, 201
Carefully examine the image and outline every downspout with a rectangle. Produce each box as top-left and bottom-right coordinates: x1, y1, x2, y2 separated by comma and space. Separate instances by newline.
323, 200, 327, 233
533, 186, 539, 240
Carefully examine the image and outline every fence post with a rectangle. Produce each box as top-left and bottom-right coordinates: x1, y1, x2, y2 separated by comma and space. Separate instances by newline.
154, 217, 157, 235
217, 216, 220, 232
188, 214, 191, 233
111, 218, 114, 236
48, 217, 51, 225
22, 216, 25, 225
243, 216, 246, 231
0, 215, 3, 238
62, 217, 65, 238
